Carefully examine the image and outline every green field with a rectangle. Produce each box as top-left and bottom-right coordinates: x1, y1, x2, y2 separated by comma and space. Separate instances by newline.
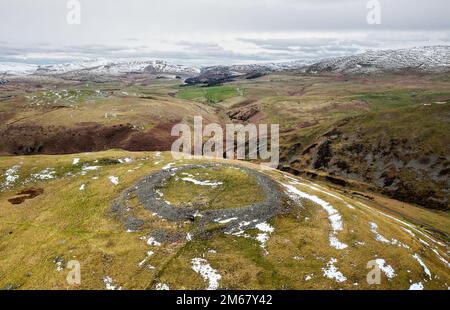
176, 85, 243, 103
160, 166, 264, 210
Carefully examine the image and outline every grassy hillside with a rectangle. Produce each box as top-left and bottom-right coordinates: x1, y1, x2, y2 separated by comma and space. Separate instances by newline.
0, 151, 449, 290
1, 72, 449, 210
176, 85, 243, 104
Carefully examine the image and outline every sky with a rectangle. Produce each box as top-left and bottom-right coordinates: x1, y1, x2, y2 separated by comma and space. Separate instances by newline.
1, 0, 450, 66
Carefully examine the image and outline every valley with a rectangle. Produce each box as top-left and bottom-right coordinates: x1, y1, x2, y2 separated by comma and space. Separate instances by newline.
1, 68, 449, 211
0, 46, 449, 290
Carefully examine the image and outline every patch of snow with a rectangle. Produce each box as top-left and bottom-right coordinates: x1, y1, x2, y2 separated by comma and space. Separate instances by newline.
79, 184, 85, 191
344, 203, 355, 210
374, 259, 396, 279
138, 251, 155, 267
256, 233, 270, 254
402, 227, 416, 237
329, 235, 349, 250
215, 217, 238, 224
31, 168, 56, 180
118, 158, 133, 164
431, 248, 450, 268
155, 283, 170, 290
81, 165, 101, 175
409, 282, 424, 290
322, 258, 347, 283
370, 222, 390, 243
369, 222, 409, 249
186, 233, 193, 241
0, 62, 37, 75
109, 176, 119, 185
155, 189, 164, 198
191, 258, 222, 290
357, 202, 446, 248
103, 276, 122, 290
193, 210, 203, 218
419, 239, 430, 247
72, 158, 80, 165
283, 184, 348, 250
305, 274, 314, 281
288, 177, 354, 210
181, 177, 223, 187
255, 222, 275, 233
412, 254, 432, 279
55, 261, 63, 272
147, 237, 161, 246
391, 238, 410, 249
255, 222, 275, 255
162, 163, 175, 170
3, 165, 20, 189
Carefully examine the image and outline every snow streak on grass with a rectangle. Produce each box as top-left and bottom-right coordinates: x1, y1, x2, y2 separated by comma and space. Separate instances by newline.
2, 165, 20, 189
322, 258, 347, 283
103, 276, 122, 290
191, 258, 221, 290
373, 259, 396, 279
412, 254, 432, 279
283, 183, 348, 250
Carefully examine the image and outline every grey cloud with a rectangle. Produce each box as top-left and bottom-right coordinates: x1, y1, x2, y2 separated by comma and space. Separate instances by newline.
0, 0, 449, 65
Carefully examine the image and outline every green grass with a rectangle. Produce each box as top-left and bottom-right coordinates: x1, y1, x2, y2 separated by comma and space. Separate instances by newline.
160, 167, 264, 210
350, 90, 450, 112
176, 86, 243, 103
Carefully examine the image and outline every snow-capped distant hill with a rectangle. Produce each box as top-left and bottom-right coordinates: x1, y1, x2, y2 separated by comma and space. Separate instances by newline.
0, 62, 38, 75
304, 46, 450, 74
36, 60, 200, 77
1, 46, 449, 78
202, 60, 312, 76
0, 59, 200, 77
35, 59, 111, 75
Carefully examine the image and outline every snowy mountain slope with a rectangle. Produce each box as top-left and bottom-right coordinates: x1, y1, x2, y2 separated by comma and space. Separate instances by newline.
305, 46, 450, 74
35, 60, 200, 77
35, 59, 111, 75
1, 46, 449, 77
0, 62, 38, 75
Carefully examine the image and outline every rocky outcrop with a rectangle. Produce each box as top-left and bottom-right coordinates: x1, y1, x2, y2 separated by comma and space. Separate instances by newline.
288, 114, 450, 210
226, 104, 261, 122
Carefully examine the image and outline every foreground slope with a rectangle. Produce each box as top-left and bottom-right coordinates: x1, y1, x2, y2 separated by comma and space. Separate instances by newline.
1, 71, 449, 211
0, 151, 449, 290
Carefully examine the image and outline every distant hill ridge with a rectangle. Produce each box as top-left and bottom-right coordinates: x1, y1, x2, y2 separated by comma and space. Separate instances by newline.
1, 46, 449, 77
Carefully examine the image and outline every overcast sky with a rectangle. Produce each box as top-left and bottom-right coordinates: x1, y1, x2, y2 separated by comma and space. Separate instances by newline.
1, 0, 450, 65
